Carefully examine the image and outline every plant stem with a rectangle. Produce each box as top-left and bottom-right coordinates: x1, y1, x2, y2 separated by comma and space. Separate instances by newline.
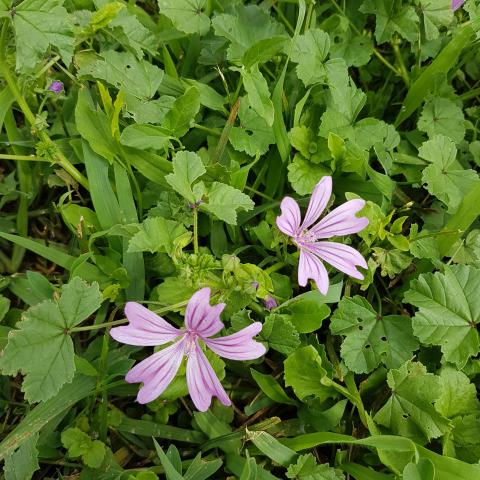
343, 372, 370, 430
193, 207, 199, 254
193, 123, 221, 137
0, 153, 49, 162
391, 39, 410, 86
264, 262, 288, 275
0, 21, 89, 190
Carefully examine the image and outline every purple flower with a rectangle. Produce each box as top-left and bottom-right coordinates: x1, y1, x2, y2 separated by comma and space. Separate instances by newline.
451, 0, 465, 10
263, 295, 277, 310
110, 288, 266, 411
276, 176, 368, 295
48, 81, 63, 94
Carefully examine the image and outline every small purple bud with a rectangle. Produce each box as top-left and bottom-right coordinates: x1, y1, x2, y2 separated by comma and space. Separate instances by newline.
251, 281, 259, 291
48, 81, 63, 94
263, 295, 277, 310
451, 0, 465, 10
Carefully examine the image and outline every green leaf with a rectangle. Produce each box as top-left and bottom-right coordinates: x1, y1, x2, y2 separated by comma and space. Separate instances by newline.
229, 96, 275, 156
287, 156, 330, 195
61, 427, 106, 468
286, 454, 345, 479
128, 217, 190, 256
158, 0, 210, 35
202, 182, 254, 225
359, 0, 418, 43
435, 367, 480, 419
0, 278, 102, 402
373, 361, 451, 444
162, 86, 200, 138
418, 0, 453, 41
418, 97, 465, 144
120, 124, 171, 150
402, 459, 435, 480
289, 28, 330, 86
3, 433, 39, 480
403, 265, 480, 367
330, 296, 419, 374
212, 5, 285, 63
284, 346, 331, 402
241, 64, 274, 126
12, 0, 74, 72
246, 430, 297, 467
166, 151, 206, 203
153, 439, 183, 480
250, 369, 298, 406
262, 314, 300, 355
78, 50, 163, 100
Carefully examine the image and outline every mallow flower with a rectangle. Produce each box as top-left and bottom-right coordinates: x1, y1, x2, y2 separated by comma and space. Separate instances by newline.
276, 176, 368, 295
110, 288, 265, 411
451, 0, 465, 11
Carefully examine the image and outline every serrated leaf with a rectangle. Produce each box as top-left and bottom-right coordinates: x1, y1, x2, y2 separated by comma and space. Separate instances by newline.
403, 265, 480, 367
201, 182, 254, 225
0, 278, 102, 402
229, 96, 275, 156
374, 361, 451, 444
360, 0, 419, 43
165, 151, 206, 203
128, 217, 190, 256
241, 65, 274, 126
435, 367, 480, 419
12, 0, 74, 72
284, 346, 332, 402
330, 296, 418, 374
262, 314, 300, 355
61, 427, 106, 468
162, 87, 200, 138
287, 156, 330, 195
286, 453, 345, 479
418, 97, 465, 144
158, 0, 210, 35
77, 50, 163, 100
419, 0, 453, 41
290, 28, 330, 86
212, 4, 285, 63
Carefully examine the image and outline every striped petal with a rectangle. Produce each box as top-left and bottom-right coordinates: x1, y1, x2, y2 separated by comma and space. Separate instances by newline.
298, 248, 329, 295
300, 176, 332, 231
110, 302, 182, 346
186, 342, 231, 412
185, 288, 225, 338
276, 197, 301, 237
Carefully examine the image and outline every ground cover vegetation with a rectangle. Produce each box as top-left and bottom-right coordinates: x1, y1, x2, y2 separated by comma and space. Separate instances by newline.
0, 0, 480, 478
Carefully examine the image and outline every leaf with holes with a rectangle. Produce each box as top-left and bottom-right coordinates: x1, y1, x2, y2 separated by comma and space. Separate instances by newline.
0, 278, 102, 403
374, 361, 451, 444
330, 296, 418, 374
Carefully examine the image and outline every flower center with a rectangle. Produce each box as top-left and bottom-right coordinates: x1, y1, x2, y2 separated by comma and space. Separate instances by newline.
294, 229, 316, 247
184, 332, 198, 357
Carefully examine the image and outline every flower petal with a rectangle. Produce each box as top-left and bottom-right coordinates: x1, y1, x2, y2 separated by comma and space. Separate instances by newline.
125, 339, 185, 404
204, 323, 266, 360
185, 288, 225, 338
308, 241, 367, 280
451, 0, 465, 11
300, 176, 332, 231
186, 343, 231, 412
110, 302, 182, 346
298, 248, 329, 294
310, 199, 368, 238
276, 197, 301, 237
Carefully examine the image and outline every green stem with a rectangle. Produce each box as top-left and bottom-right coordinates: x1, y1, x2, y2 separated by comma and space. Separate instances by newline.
193, 207, 199, 254
0, 21, 89, 190
264, 262, 288, 275
343, 372, 370, 430
391, 40, 410, 86
0, 153, 49, 162
244, 186, 275, 201
193, 123, 221, 137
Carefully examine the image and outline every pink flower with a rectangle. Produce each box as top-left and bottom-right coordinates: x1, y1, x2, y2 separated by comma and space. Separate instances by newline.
276, 176, 368, 295
451, 0, 465, 11
110, 288, 266, 411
